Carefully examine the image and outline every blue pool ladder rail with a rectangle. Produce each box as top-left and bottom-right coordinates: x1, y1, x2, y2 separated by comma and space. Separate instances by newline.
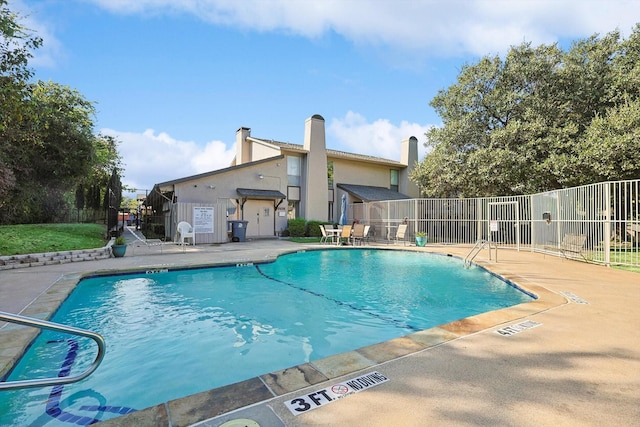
0, 311, 106, 391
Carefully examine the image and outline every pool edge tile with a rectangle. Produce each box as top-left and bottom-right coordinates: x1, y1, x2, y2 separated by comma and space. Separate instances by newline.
93, 403, 169, 427
261, 363, 329, 395
407, 326, 461, 348
355, 336, 427, 363
167, 377, 273, 427
310, 350, 377, 379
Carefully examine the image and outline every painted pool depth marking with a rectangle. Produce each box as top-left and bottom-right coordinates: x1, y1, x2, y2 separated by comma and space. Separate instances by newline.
495, 320, 542, 336
560, 291, 589, 304
285, 371, 389, 415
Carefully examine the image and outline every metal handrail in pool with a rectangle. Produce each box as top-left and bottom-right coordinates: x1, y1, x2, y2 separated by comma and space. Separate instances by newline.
0, 311, 106, 391
464, 239, 498, 267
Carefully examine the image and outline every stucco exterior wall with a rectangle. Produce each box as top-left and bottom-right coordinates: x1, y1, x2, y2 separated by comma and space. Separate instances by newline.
170, 157, 287, 242
250, 140, 282, 162
331, 159, 393, 190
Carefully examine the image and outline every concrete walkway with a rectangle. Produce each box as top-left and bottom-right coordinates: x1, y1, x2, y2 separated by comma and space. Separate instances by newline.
1, 238, 638, 426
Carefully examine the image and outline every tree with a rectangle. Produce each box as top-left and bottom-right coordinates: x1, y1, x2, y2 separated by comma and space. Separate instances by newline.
412, 26, 640, 197
106, 168, 122, 234
28, 81, 96, 185
0, 0, 41, 210
73, 133, 123, 221
0, 80, 100, 223
0, 1, 123, 224
579, 100, 640, 181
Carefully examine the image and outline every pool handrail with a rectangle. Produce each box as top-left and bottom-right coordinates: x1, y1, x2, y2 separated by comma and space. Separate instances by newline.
0, 311, 106, 391
464, 239, 498, 267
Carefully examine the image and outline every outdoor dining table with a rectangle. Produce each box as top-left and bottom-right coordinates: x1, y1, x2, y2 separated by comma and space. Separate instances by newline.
325, 227, 341, 244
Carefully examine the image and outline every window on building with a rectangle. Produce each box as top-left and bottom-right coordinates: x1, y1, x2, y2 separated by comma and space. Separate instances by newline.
288, 156, 301, 186
327, 160, 334, 189
390, 169, 399, 192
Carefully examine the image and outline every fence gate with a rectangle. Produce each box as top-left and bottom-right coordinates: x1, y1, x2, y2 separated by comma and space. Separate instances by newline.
488, 201, 520, 250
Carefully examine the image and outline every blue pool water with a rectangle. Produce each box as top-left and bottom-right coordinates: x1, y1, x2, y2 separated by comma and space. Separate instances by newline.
0, 249, 533, 425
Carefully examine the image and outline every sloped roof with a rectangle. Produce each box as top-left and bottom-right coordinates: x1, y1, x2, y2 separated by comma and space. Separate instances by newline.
337, 183, 410, 202
250, 138, 405, 167
236, 188, 286, 199
154, 155, 285, 191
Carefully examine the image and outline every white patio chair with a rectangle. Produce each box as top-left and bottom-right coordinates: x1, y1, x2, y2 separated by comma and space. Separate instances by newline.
319, 224, 332, 244
177, 221, 195, 247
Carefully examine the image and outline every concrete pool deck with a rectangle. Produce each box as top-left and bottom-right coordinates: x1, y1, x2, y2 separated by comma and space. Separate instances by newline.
1, 237, 638, 426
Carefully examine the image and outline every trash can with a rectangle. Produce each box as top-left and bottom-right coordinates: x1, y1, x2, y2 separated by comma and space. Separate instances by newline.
228, 220, 248, 242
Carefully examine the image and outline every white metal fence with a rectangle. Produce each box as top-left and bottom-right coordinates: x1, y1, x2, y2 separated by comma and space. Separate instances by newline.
352, 180, 639, 267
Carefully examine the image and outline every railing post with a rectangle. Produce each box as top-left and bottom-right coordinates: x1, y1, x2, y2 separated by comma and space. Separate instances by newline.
604, 182, 611, 266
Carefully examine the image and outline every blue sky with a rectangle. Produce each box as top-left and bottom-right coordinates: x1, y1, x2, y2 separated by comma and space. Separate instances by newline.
14, 0, 639, 196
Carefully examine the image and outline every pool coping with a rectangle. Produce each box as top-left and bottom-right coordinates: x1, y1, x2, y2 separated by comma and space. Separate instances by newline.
0, 247, 568, 426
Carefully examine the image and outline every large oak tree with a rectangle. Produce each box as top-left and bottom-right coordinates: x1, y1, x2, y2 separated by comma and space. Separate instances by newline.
412, 25, 640, 197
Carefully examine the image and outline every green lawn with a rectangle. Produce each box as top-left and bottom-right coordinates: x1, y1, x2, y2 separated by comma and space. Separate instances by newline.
287, 237, 321, 243
0, 223, 108, 256
591, 248, 640, 273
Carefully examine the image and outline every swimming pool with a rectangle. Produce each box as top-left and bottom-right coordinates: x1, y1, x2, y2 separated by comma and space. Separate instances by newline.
0, 249, 533, 425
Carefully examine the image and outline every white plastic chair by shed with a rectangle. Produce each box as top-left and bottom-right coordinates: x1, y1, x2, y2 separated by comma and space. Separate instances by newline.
177, 221, 195, 249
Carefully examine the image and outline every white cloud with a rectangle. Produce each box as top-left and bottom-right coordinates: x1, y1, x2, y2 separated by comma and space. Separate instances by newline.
328, 112, 434, 162
11, 0, 64, 68
101, 128, 235, 194
84, 0, 640, 57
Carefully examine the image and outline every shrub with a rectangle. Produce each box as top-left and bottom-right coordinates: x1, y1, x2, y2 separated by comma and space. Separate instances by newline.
306, 220, 324, 238
287, 218, 307, 237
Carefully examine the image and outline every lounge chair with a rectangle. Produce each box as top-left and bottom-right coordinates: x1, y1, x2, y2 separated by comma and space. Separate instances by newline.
320, 224, 334, 244
395, 224, 408, 246
545, 233, 587, 260
125, 224, 182, 255
338, 225, 352, 245
367, 225, 376, 242
177, 221, 195, 246
352, 223, 366, 246
363, 225, 371, 244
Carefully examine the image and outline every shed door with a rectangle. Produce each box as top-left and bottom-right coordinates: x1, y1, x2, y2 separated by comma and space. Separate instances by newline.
244, 201, 274, 238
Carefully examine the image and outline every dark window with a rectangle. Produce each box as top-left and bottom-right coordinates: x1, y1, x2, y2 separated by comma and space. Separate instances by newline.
390, 169, 399, 192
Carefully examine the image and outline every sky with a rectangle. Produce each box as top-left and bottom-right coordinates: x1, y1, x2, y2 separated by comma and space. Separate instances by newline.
13, 0, 640, 197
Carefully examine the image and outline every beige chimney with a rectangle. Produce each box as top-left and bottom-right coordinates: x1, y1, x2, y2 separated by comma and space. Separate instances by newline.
235, 127, 251, 165
400, 136, 419, 197
302, 114, 329, 220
